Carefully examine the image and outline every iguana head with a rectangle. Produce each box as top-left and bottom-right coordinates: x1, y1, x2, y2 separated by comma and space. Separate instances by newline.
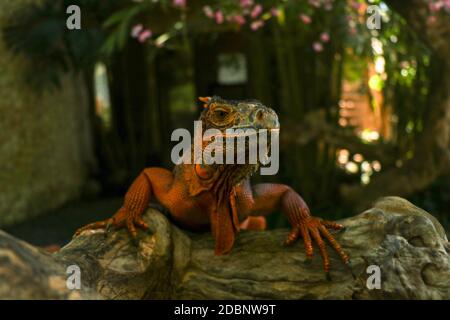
198, 96, 279, 132
192, 96, 280, 184
177, 96, 279, 195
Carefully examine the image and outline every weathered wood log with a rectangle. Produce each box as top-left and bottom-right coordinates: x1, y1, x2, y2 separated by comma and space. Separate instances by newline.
0, 197, 449, 300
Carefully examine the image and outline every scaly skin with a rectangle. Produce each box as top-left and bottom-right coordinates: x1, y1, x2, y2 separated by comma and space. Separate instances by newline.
75, 96, 349, 275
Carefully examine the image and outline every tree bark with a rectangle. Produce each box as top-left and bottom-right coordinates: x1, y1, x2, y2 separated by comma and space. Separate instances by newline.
1, 197, 449, 299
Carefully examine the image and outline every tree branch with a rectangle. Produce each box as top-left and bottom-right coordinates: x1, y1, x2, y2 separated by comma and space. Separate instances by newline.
1, 198, 449, 299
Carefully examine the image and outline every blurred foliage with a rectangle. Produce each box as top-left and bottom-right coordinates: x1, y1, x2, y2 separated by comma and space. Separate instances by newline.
2, 0, 123, 89
409, 175, 450, 231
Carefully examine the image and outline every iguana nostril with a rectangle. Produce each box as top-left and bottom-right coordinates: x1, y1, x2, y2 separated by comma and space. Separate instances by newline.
256, 109, 264, 121
252, 108, 280, 130
273, 118, 280, 129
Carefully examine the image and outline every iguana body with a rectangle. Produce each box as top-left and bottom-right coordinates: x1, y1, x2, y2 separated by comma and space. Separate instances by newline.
75, 96, 349, 274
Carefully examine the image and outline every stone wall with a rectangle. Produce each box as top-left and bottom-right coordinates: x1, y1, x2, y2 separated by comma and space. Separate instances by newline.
0, 0, 94, 226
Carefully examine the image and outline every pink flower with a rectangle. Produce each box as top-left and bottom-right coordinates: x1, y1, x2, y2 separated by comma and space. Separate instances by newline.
138, 29, 152, 43
350, 1, 361, 10
429, 1, 444, 12
173, 0, 186, 8
299, 14, 312, 24
215, 10, 224, 24
131, 24, 143, 38
240, 0, 253, 8
427, 15, 437, 24
203, 5, 214, 18
233, 15, 246, 25
444, 0, 450, 10
270, 7, 280, 17
320, 32, 330, 42
251, 4, 263, 18
250, 20, 264, 31
308, 0, 321, 8
312, 41, 323, 52
323, 0, 333, 10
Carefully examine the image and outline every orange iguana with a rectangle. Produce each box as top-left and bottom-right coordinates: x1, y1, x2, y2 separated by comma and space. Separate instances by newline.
75, 96, 349, 275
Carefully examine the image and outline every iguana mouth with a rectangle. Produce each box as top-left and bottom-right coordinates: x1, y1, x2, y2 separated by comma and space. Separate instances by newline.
202, 128, 279, 141
220, 127, 280, 139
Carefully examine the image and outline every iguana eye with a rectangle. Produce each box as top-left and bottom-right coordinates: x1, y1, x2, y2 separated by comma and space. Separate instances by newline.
215, 108, 229, 120
209, 104, 234, 127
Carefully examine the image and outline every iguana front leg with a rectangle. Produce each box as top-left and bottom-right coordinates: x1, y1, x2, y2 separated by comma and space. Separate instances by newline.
74, 168, 173, 238
234, 179, 349, 274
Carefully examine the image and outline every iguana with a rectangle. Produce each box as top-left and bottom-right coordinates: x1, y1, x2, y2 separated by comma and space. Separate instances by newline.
75, 96, 349, 275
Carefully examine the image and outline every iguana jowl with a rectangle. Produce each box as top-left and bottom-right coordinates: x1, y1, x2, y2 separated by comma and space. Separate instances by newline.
75, 96, 349, 274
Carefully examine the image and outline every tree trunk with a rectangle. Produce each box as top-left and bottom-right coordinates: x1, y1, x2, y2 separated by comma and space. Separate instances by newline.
1, 197, 449, 299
